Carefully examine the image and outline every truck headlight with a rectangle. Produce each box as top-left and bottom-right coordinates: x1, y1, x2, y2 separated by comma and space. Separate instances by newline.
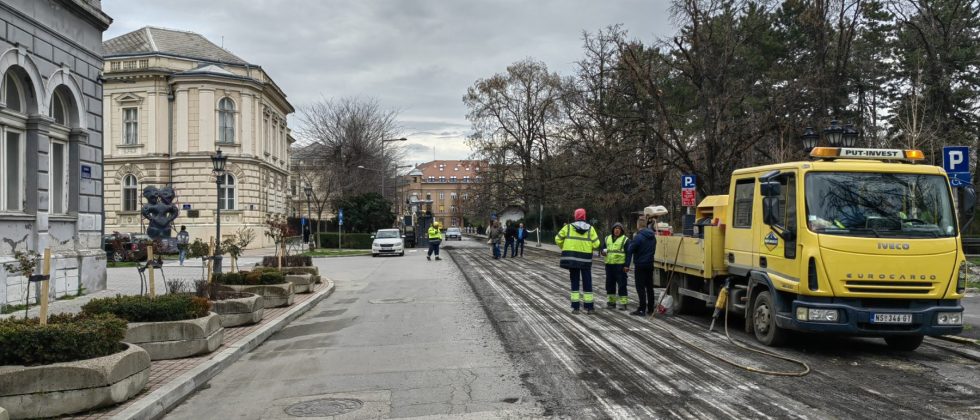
797, 307, 839, 322
937, 312, 963, 326
957, 261, 967, 294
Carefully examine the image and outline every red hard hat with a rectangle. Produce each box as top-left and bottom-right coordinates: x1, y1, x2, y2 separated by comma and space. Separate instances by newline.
574, 208, 586, 221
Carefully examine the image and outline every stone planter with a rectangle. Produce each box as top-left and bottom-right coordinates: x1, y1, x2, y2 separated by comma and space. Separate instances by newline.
0, 344, 150, 419
285, 273, 315, 294
124, 312, 224, 360
211, 292, 264, 327
218, 283, 295, 308
283, 266, 321, 284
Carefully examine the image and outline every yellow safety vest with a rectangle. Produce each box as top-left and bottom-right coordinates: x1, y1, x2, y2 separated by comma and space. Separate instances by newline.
604, 234, 627, 265
555, 223, 600, 268
428, 227, 442, 241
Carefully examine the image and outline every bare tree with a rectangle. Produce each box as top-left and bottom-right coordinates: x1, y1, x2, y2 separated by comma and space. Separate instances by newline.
296, 97, 403, 201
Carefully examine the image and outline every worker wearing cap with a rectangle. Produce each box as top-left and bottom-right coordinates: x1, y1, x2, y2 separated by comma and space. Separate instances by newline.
555, 208, 601, 314
427, 221, 443, 261
601, 222, 630, 311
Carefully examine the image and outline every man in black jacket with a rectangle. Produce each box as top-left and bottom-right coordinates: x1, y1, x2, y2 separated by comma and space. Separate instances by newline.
502, 222, 518, 258
626, 217, 657, 316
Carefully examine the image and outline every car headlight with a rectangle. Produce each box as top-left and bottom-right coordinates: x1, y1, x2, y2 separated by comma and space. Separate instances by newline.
796, 307, 839, 322
937, 312, 963, 325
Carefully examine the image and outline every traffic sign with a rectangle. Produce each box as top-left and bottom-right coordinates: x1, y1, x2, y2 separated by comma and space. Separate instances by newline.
943, 146, 971, 188
338, 208, 344, 226
681, 175, 696, 189
681, 189, 696, 207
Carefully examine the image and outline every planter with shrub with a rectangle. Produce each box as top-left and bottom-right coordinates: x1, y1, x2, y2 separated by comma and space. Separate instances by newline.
283, 266, 322, 284
209, 291, 264, 327
213, 269, 295, 308
261, 255, 313, 267
81, 295, 224, 360
0, 314, 150, 418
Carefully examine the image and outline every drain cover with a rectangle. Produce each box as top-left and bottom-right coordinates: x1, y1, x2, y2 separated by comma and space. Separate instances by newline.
284, 398, 363, 417
368, 297, 415, 304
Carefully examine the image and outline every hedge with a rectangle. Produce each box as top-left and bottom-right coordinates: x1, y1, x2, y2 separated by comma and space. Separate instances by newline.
81, 294, 211, 322
261, 255, 313, 267
213, 269, 285, 285
0, 313, 127, 366
317, 233, 374, 249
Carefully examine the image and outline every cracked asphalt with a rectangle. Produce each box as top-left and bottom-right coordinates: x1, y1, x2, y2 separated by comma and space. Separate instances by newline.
167, 237, 980, 419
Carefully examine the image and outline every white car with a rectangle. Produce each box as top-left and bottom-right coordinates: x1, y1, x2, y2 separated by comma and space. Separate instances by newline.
445, 227, 462, 241
372, 229, 405, 257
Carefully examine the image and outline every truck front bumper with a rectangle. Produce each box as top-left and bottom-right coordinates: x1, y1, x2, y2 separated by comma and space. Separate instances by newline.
775, 296, 963, 337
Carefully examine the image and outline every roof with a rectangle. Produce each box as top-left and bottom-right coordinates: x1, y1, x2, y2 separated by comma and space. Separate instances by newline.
103, 26, 249, 65
415, 160, 488, 178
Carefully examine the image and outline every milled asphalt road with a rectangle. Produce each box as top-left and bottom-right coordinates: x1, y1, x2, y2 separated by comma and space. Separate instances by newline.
166, 240, 539, 419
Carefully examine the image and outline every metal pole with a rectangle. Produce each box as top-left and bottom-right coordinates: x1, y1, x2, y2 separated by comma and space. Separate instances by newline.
214, 177, 223, 273
381, 140, 385, 199
306, 195, 312, 247
536, 202, 543, 247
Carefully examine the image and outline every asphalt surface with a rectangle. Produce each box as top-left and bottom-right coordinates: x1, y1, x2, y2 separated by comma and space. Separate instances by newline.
449, 237, 980, 419
166, 245, 539, 419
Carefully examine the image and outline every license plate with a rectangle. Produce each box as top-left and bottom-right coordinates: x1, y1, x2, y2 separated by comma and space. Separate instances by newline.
871, 313, 913, 324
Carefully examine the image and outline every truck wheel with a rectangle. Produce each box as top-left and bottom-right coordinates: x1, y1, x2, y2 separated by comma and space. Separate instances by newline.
752, 291, 786, 346
884, 335, 924, 351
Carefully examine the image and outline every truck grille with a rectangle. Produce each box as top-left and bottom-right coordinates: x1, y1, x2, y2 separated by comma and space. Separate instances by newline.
844, 280, 934, 295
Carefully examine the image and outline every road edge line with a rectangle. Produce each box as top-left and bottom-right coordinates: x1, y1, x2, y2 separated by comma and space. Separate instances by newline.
110, 278, 336, 420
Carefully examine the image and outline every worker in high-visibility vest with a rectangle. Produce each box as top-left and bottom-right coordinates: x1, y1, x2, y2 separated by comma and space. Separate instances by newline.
555, 208, 601, 314
601, 222, 630, 311
427, 221, 443, 261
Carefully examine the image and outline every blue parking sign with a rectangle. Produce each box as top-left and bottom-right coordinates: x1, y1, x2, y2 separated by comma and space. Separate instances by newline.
681, 175, 696, 189
943, 146, 971, 187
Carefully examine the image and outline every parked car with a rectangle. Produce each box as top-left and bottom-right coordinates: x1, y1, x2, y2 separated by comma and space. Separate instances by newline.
445, 227, 462, 241
371, 229, 405, 257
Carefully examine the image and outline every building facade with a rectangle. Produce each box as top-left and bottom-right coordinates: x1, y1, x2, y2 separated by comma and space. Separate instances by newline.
396, 160, 486, 228
0, 0, 112, 305
102, 27, 294, 248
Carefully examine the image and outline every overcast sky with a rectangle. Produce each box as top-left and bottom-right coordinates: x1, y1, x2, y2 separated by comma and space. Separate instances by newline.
102, 0, 675, 165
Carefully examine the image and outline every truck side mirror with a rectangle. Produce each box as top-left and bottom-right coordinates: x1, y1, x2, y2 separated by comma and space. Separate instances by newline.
762, 196, 778, 225
760, 181, 781, 197
961, 185, 976, 229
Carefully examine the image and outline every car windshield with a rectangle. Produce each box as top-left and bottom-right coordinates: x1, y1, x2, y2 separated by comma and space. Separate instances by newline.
805, 172, 956, 238
448, 228, 460, 232
376, 230, 400, 239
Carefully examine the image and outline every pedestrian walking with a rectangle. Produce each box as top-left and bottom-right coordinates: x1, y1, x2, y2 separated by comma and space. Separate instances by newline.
177, 225, 190, 266
487, 220, 503, 259
515, 223, 528, 257
626, 215, 657, 316
427, 221, 443, 261
601, 222, 630, 311
555, 208, 600, 315
503, 222, 517, 258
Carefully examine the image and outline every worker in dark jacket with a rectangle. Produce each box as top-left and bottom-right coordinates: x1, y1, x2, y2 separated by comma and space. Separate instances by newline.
626, 216, 657, 316
503, 222, 517, 258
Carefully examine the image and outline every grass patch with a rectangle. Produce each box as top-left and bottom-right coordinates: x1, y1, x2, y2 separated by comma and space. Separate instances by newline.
302, 249, 372, 257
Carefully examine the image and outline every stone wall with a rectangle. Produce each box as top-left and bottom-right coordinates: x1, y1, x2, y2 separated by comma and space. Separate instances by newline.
0, 0, 111, 305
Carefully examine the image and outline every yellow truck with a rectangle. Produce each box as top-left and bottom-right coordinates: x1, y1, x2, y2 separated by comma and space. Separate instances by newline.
653, 147, 974, 350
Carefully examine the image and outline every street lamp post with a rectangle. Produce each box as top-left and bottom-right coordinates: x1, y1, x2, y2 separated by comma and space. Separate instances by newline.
304, 184, 314, 248
210, 149, 228, 273
380, 137, 407, 199
800, 120, 861, 153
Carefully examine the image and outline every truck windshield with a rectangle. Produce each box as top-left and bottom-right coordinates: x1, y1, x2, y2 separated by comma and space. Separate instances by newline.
805, 172, 956, 238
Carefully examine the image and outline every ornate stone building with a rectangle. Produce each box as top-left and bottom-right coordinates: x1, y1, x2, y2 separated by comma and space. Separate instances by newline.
0, 0, 112, 305
102, 27, 294, 247
396, 160, 487, 228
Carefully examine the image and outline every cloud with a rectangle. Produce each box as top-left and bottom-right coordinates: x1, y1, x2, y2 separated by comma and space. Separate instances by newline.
102, 0, 676, 160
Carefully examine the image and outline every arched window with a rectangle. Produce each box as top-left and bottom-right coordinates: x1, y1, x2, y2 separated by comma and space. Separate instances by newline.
2, 72, 23, 113
218, 98, 235, 144
50, 89, 68, 126
122, 175, 138, 211
219, 173, 235, 210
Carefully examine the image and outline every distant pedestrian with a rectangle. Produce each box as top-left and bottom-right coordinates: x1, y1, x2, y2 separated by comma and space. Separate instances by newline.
626, 215, 657, 316
555, 208, 600, 315
487, 221, 503, 259
515, 223, 528, 257
503, 222, 517, 258
427, 221, 443, 261
177, 226, 190, 266
601, 222, 630, 311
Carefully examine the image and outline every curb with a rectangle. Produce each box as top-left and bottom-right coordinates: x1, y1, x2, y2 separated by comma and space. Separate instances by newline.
925, 336, 980, 363
110, 279, 336, 420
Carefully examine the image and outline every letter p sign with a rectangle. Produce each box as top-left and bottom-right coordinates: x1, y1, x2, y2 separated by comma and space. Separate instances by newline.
943, 146, 970, 173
